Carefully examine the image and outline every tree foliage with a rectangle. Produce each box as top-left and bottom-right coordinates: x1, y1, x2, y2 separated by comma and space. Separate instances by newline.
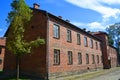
6, 0, 45, 56
106, 23, 120, 49
6, 0, 45, 79
108, 34, 114, 45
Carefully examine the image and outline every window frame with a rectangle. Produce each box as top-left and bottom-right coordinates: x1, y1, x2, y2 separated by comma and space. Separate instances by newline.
96, 42, 98, 49
68, 51, 73, 65
67, 29, 72, 42
92, 54, 95, 64
97, 55, 99, 64
53, 24, 60, 39
78, 52, 82, 64
54, 49, 60, 65
77, 33, 81, 45
84, 36, 88, 47
86, 54, 89, 64
90, 38, 93, 48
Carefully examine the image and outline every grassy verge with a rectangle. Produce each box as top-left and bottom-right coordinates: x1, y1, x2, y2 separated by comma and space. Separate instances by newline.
3, 78, 31, 80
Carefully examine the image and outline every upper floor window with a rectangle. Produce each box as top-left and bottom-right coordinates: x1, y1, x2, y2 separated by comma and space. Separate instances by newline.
77, 33, 81, 45
53, 24, 60, 38
67, 29, 72, 42
90, 39, 93, 48
54, 49, 60, 65
86, 54, 89, 64
84, 36, 88, 47
68, 51, 73, 65
96, 42, 98, 49
78, 52, 82, 64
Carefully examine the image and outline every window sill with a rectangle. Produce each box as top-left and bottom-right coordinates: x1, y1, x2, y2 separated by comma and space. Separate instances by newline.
53, 64, 60, 66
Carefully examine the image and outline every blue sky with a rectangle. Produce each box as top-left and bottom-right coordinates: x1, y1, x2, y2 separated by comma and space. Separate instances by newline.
0, 0, 120, 37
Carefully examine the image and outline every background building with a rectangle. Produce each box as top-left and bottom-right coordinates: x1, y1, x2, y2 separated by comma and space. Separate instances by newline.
92, 31, 117, 69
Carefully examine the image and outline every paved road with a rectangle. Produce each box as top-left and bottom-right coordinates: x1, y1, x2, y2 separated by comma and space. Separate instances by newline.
88, 69, 120, 80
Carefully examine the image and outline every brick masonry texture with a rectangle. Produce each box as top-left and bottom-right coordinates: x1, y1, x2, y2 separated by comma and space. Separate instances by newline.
0, 38, 6, 71
3, 5, 118, 80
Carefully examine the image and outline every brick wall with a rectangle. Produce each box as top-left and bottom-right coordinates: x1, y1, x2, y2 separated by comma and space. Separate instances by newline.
48, 18, 103, 78
92, 32, 118, 69
4, 9, 48, 78
0, 38, 6, 71
108, 46, 117, 67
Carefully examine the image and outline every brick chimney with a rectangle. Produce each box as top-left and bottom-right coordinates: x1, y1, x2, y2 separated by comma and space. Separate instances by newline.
58, 16, 62, 19
66, 19, 70, 22
33, 3, 40, 9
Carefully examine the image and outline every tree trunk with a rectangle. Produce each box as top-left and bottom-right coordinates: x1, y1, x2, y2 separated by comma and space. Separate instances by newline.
16, 55, 20, 80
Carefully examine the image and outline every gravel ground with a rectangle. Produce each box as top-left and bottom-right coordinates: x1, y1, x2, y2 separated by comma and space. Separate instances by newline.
88, 69, 120, 80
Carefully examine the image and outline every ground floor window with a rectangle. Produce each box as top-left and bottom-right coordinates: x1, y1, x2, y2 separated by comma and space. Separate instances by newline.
68, 51, 73, 65
54, 49, 60, 65
86, 54, 89, 64
78, 52, 82, 64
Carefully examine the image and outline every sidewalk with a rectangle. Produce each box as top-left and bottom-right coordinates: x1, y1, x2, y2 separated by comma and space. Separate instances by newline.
57, 67, 120, 80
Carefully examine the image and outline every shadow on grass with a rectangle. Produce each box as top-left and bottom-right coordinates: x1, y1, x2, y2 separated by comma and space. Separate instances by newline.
1, 76, 43, 80
0, 71, 44, 80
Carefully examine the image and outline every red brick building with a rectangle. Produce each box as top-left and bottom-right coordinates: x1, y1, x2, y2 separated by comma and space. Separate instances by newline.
92, 31, 117, 69
0, 37, 6, 71
3, 4, 117, 80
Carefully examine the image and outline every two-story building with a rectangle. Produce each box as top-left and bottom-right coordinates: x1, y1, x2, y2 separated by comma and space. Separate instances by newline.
3, 3, 117, 80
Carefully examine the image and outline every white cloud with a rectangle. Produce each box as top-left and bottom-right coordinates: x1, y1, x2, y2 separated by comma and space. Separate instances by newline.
72, 21, 106, 31
65, 0, 120, 20
99, 0, 120, 5
65, 0, 120, 31
88, 22, 105, 30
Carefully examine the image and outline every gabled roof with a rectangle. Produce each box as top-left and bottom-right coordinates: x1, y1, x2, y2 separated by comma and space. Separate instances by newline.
91, 31, 108, 36
31, 8, 102, 42
4, 7, 102, 42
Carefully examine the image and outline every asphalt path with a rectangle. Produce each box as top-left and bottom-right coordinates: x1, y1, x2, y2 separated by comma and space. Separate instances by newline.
88, 69, 120, 80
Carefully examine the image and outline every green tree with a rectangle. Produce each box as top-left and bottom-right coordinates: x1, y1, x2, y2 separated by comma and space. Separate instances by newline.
6, 0, 45, 80
106, 23, 120, 49
108, 34, 114, 45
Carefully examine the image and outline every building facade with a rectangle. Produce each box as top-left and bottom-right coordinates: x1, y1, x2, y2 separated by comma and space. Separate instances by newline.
3, 4, 117, 80
92, 31, 117, 69
0, 38, 6, 71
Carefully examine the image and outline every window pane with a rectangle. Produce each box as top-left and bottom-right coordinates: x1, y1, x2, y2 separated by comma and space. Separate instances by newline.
53, 24, 59, 38
54, 49, 60, 65
78, 53, 82, 64
67, 29, 72, 42
77, 33, 81, 45
84, 37, 88, 47
68, 51, 73, 64
86, 54, 89, 64
92, 54, 95, 64
90, 39, 93, 48
96, 42, 98, 49
97, 55, 99, 63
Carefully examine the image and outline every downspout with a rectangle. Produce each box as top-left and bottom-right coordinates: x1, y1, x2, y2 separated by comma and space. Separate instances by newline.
46, 11, 50, 80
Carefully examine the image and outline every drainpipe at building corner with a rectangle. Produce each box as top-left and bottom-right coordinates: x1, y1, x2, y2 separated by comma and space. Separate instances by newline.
46, 11, 50, 80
